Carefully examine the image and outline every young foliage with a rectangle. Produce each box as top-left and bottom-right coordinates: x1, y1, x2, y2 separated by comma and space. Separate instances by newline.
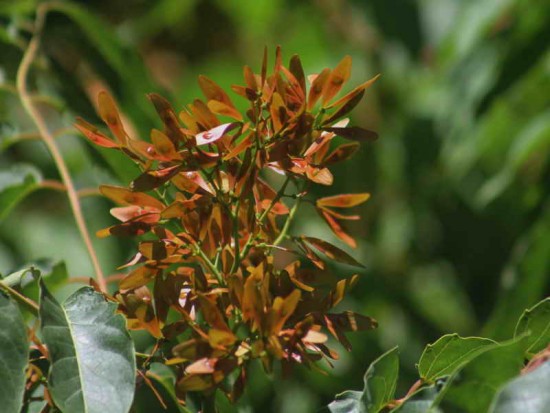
326, 297, 550, 413
76, 48, 380, 402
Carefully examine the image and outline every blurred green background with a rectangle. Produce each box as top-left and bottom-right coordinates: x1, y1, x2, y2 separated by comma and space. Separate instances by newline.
0, 0, 549, 411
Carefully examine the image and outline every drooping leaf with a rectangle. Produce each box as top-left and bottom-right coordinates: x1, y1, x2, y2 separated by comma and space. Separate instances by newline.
514, 297, 550, 356
303, 236, 364, 267
434, 337, 528, 413
361, 346, 400, 412
0, 164, 41, 221
489, 360, 550, 413
322, 126, 378, 142
39, 280, 136, 413
99, 185, 164, 209
0, 291, 29, 413
323, 142, 361, 165
418, 334, 496, 382
75, 118, 119, 148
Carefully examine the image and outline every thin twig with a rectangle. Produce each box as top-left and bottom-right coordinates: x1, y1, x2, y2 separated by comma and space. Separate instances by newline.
15, 4, 107, 292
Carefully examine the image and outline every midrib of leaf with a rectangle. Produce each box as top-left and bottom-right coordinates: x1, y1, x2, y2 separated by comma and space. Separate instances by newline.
55, 302, 88, 413
527, 319, 550, 354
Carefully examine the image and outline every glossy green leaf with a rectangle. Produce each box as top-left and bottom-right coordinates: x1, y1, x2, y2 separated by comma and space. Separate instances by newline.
434, 337, 528, 413
0, 164, 41, 221
362, 346, 400, 412
418, 334, 495, 382
0, 291, 29, 413
515, 297, 550, 356
489, 360, 550, 413
39, 280, 136, 413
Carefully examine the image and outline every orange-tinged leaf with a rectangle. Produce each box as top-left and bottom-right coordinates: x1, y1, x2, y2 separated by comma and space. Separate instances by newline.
99, 185, 164, 209
148, 93, 186, 144
327, 311, 377, 332
322, 55, 352, 105
270, 92, 287, 132
307, 68, 330, 110
195, 123, 238, 146
323, 142, 361, 165
198, 75, 235, 108
243, 65, 258, 90
190, 99, 220, 129
207, 100, 243, 121
97, 91, 127, 144
197, 294, 230, 331
74, 118, 118, 148
317, 193, 370, 208
318, 209, 357, 248
322, 89, 365, 125
151, 129, 178, 159
208, 328, 237, 348
270, 289, 301, 334
324, 274, 359, 309
289, 54, 306, 94
303, 236, 364, 267
305, 165, 333, 186
130, 165, 181, 192
223, 132, 253, 160
325, 74, 380, 110
120, 266, 157, 290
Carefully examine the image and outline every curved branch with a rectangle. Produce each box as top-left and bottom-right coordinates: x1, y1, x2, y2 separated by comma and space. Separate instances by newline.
15, 4, 107, 292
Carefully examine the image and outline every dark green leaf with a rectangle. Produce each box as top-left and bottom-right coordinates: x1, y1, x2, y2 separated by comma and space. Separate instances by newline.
489, 360, 550, 413
418, 334, 495, 382
0, 291, 29, 413
39, 280, 136, 413
515, 297, 550, 356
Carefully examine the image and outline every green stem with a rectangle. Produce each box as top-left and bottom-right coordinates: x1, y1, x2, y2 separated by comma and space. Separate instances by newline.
273, 192, 302, 247
238, 175, 292, 264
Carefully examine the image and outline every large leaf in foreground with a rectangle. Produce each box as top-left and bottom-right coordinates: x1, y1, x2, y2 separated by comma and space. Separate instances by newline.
39, 280, 136, 413
362, 347, 400, 412
0, 292, 29, 413
489, 360, 550, 413
418, 334, 495, 382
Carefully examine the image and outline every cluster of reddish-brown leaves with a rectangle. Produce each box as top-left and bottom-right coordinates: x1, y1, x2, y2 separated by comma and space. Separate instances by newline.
77, 48, 379, 401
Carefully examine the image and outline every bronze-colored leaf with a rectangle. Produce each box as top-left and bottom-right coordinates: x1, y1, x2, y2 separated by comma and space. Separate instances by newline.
318, 209, 357, 248
99, 185, 164, 209
317, 193, 371, 208
323, 142, 361, 165
303, 237, 364, 267
97, 91, 127, 144
74, 118, 118, 148
322, 126, 378, 142
321, 55, 352, 105
307, 68, 330, 110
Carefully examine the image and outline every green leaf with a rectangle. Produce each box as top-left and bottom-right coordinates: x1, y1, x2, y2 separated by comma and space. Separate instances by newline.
39, 279, 136, 413
390, 385, 442, 413
327, 391, 365, 413
418, 334, 495, 382
362, 346, 400, 412
515, 297, 550, 356
434, 337, 528, 413
0, 164, 41, 221
0, 291, 29, 413
489, 360, 550, 413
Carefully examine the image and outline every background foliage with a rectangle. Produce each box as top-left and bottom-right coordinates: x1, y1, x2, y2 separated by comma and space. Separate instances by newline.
0, 0, 548, 411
